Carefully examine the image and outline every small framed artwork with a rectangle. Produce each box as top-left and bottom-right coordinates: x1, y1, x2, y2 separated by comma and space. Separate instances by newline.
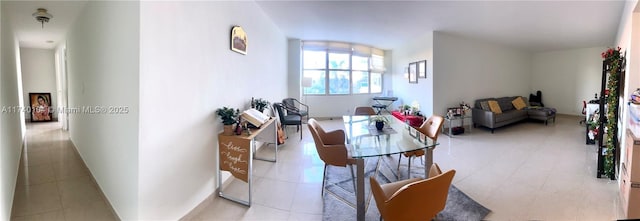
29, 93, 52, 122
417, 60, 427, 78
408, 62, 418, 84
230, 26, 247, 55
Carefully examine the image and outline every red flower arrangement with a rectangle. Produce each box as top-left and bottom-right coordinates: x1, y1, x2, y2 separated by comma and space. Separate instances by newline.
601, 47, 622, 60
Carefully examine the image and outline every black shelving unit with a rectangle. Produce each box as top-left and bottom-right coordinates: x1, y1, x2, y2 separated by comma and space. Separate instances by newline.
597, 58, 625, 179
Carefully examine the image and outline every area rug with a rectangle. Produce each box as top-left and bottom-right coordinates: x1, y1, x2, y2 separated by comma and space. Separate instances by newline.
322, 155, 491, 221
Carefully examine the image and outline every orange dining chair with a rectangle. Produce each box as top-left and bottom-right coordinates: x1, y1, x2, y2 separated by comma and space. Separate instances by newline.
308, 118, 357, 195
354, 106, 377, 116
398, 115, 444, 177
370, 163, 456, 221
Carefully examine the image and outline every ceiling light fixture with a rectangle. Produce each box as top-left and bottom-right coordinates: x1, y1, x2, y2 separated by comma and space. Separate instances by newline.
32, 8, 53, 28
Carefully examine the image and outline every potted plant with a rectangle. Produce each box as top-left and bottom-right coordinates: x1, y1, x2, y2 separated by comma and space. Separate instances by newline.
216, 106, 239, 136
370, 115, 389, 131
253, 98, 270, 113
402, 104, 411, 115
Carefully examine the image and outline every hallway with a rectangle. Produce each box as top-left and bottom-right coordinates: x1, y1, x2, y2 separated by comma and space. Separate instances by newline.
10, 122, 116, 220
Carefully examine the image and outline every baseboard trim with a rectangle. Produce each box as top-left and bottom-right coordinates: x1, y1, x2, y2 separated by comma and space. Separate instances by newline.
10, 136, 27, 218
179, 192, 216, 221
69, 140, 121, 221
179, 178, 233, 220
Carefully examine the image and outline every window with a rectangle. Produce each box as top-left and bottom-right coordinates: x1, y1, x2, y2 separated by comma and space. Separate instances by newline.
371, 72, 382, 93
302, 42, 385, 95
303, 50, 327, 95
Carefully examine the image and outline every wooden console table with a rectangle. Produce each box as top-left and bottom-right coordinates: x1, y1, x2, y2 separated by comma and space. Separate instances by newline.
216, 118, 278, 206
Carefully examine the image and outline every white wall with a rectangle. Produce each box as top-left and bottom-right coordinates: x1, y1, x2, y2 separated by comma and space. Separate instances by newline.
139, 1, 287, 219
391, 32, 434, 117
1, 4, 25, 220
305, 94, 381, 118
614, 1, 639, 181
288, 39, 301, 99
66, 1, 139, 219
20, 48, 57, 121
531, 47, 606, 115
433, 32, 532, 116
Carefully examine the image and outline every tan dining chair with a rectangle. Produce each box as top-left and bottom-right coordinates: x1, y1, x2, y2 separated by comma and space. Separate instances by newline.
308, 118, 357, 195
370, 163, 455, 221
398, 115, 445, 176
354, 106, 377, 116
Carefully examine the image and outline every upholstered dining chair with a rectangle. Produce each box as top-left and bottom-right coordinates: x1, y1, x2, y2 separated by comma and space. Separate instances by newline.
273, 102, 302, 140
354, 106, 377, 116
398, 115, 445, 176
308, 118, 357, 196
370, 163, 455, 221
282, 98, 309, 123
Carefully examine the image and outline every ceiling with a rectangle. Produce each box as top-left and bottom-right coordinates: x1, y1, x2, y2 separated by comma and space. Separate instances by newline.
3, 1, 87, 49
256, 1, 627, 52
1, 1, 627, 52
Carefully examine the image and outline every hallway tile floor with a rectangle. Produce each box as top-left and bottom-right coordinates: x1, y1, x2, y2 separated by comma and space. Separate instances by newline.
10, 122, 116, 221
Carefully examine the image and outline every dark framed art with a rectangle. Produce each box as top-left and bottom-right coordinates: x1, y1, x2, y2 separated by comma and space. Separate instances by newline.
418, 60, 427, 78
231, 26, 247, 55
408, 62, 418, 83
29, 92, 52, 122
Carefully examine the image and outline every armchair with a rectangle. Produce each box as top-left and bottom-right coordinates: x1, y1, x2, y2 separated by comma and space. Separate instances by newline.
273, 103, 302, 140
308, 118, 357, 196
282, 98, 309, 123
370, 163, 455, 221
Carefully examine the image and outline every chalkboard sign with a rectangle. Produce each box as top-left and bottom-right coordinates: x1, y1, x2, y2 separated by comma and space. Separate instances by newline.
218, 135, 250, 183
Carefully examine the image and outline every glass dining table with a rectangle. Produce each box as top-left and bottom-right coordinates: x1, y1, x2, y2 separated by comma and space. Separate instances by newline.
342, 115, 438, 221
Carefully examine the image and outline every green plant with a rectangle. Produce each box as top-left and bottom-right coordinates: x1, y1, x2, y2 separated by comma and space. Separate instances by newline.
401, 104, 411, 111
602, 46, 624, 179
253, 98, 270, 112
370, 115, 389, 123
216, 107, 239, 125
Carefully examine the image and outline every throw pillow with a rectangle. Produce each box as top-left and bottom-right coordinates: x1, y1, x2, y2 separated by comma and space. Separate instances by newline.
480, 101, 490, 110
488, 100, 502, 114
512, 97, 527, 110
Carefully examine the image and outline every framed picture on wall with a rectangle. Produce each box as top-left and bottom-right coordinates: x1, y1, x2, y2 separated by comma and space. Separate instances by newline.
231, 26, 247, 55
29, 92, 52, 122
408, 62, 418, 83
418, 60, 427, 78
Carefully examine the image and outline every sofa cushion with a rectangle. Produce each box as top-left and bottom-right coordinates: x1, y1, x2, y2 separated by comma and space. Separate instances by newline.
480, 101, 490, 110
528, 107, 556, 117
495, 110, 527, 123
496, 97, 516, 112
474, 98, 495, 109
488, 100, 502, 114
522, 97, 530, 107
512, 97, 527, 110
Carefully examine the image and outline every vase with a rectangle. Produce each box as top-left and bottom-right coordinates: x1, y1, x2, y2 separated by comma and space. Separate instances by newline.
375, 121, 384, 131
235, 122, 243, 135
223, 125, 234, 136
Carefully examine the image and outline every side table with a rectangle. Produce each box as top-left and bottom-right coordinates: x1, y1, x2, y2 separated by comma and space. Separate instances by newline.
442, 115, 472, 137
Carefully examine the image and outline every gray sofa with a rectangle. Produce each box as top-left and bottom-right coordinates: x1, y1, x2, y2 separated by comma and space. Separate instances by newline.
472, 96, 556, 133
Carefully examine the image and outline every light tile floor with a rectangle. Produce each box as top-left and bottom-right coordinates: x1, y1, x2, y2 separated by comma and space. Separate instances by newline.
10, 122, 117, 221
12, 116, 625, 220
194, 115, 625, 221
